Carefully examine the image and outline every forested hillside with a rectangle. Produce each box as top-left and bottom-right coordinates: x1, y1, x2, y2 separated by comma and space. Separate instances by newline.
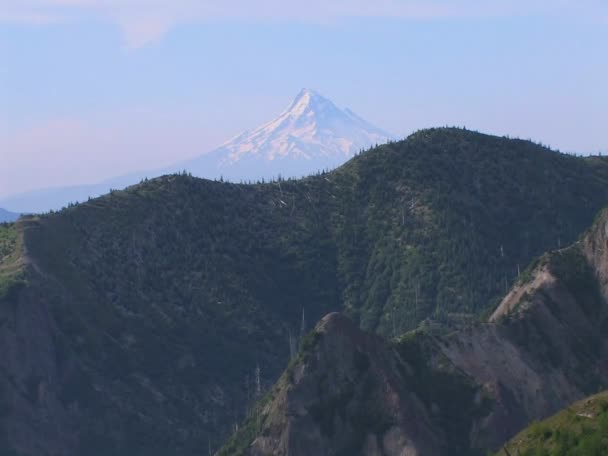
2, 128, 608, 455
217, 207, 608, 456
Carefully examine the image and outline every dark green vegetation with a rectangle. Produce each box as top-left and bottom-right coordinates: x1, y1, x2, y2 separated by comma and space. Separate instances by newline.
216, 206, 608, 456
325, 129, 608, 333
0, 223, 24, 299
499, 392, 608, 456
3, 128, 608, 455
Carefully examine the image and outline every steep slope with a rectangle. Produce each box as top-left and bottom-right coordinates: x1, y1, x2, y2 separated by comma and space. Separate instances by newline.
2, 129, 608, 455
218, 313, 490, 456
496, 391, 608, 456
218, 208, 608, 456
0, 208, 19, 223
0, 89, 392, 214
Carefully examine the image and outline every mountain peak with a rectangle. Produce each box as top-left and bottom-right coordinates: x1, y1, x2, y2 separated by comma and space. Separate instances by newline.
293, 87, 318, 101
293, 87, 324, 101
287, 88, 335, 116
209, 89, 394, 171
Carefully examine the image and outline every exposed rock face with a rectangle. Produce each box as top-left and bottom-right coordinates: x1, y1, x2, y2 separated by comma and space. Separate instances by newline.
246, 313, 445, 456
220, 210, 608, 456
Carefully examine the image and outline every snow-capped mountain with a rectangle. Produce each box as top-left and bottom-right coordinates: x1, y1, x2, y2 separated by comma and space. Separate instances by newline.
220, 88, 392, 163
177, 89, 394, 180
0, 90, 394, 213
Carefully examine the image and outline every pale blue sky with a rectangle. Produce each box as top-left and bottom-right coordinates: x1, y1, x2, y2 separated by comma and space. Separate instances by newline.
1, 1, 607, 198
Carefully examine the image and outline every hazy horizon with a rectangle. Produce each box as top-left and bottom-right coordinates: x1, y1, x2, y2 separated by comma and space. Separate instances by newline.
1, 1, 607, 199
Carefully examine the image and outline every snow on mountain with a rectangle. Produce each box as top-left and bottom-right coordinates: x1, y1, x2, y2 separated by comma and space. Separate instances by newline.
219, 88, 393, 163
0, 90, 394, 213
176, 88, 394, 180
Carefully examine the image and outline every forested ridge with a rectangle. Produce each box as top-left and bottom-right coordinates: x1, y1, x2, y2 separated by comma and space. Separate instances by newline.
2, 128, 608, 455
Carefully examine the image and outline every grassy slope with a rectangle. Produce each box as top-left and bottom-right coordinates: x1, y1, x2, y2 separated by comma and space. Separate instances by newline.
4, 128, 608, 453
498, 391, 608, 456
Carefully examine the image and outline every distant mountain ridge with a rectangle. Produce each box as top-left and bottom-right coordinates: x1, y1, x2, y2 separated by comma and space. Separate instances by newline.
0, 174, 149, 215
0, 89, 393, 213
0, 208, 19, 223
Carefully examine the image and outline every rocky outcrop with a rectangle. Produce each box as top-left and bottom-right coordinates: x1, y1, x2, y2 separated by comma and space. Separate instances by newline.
220, 210, 608, 456
243, 313, 447, 456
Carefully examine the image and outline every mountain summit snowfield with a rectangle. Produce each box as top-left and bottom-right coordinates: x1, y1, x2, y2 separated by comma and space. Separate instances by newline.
0, 89, 394, 213
218, 89, 392, 164
177, 88, 395, 180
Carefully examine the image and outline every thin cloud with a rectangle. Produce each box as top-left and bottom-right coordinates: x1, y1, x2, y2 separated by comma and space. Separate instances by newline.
0, 0, 605, 48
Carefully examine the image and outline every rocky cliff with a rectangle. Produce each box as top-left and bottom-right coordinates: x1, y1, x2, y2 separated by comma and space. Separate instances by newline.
219, 209, 608, 455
